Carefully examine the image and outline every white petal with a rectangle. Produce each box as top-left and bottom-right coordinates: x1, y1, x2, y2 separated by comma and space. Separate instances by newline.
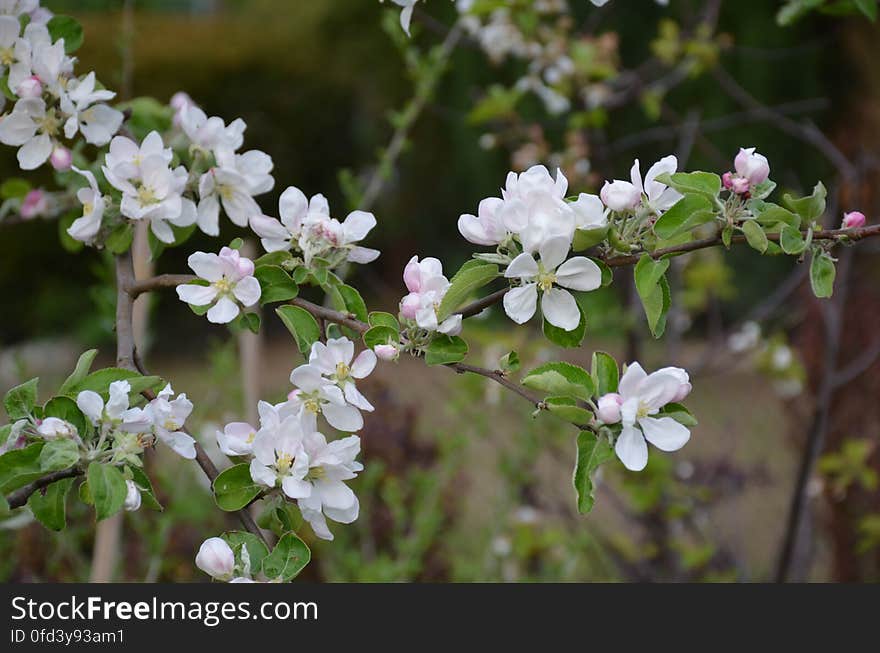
615, 425, 648, 471
187, 252, 223, 282
249, 460, 277, 488
322, 403, 363, 432
350, 349, 377, 379
555, 257, 602, 291
196, 195, 220, 236
503, 283, 538, 324
281, 476, 312, 500
232, 276, 261, 307
540, 287, 580, 331
207, 296, 240, 324
176, 283, 218, 306
158, 429, 196, 459
504, 252, 539, 280
347, 246, 380, 264
618, 362, 648, 400
639, 416, 691, 452
278, 186, 308, 230
342, 210, 376, 243
316, 479, 356, 511
76, 391, 104, 425
343, 382, 374, 412
538, 235, 570, 271
18, 133, 52, 170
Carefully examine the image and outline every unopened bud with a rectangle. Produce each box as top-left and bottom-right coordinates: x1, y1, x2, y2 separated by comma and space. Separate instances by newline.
374, 344, 399, 361
195, 537, 235, 581
596, 393, 623, 424
49, 146, 72, 171
842, 211, 866, 229
16, 75, 43, 99
123, 480, 142, 512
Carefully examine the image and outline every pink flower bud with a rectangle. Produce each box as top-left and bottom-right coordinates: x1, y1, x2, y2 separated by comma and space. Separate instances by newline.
287, 389, 301, 401
596, 393, 623, 424
400, 293, 420, 320
195, 537, 235, 581
600, 180, 641, 212
722, 171, 734, 190
374, 344, 399, 361
16, 75, 43, 99
403, 256, 422, 293
731, 176, 751, 195
842, 211, 866, 229
49, 146, 72, 171
734, 147, 770, 186
20, 189, 48, 219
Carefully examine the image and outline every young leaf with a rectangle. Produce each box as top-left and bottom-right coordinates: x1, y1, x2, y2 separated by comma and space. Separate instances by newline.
363, 325, 399, 349
572, 226, 609, 251
438, 262, 498, 320
47, 15, 84, 53
105, 223, 134, 255
337, 285, 368, 323
39, 439, 80, 473
87, 462, 127, 521
545, 397, 593, 425
779, 224, 806, 255
222, 531, 270, 573
573, 431, 615, 514
634, 255, 671, 338
741, 220, 769, 254
368, 311, 400, 330
500, 351, 520, 373
276, 305, 321, 355
810, 252, 836, 298
542, 301, 587, 348
425, 335, 468, 366
591, 351, 619, 395
754, 203, 800, 229
28, 477, 74, 531
4, 378, 38, 420
129, 466, 163, 511
58, 349, 98, 395
213, 463, 262, 512
254, 265, 299, 305
782, 181, 826, 223
261, 531, 311, 581
653, 193, 715, 240
522, 361, 594, 401
657, 171, 722, 200
0, 442, 45, 493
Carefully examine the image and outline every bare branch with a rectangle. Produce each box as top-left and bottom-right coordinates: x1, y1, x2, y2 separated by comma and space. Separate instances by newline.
5, 468, 83, 510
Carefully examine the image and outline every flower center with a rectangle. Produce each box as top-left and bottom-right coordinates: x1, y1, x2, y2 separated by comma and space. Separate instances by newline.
0, 47, 14, 66
136, 184, 158, 205
334, 361, 350, 381
246, 431, 256, 444
214, 277, 232, 294
303, 396, 322, 414
38, 109, 62, 136
83, 201, 94, 215
307, 466, 325, 480
162, 419, 179, 431
636, 401, 650, 419
536, 271, 556, 292
276, 453, 293, 475
218, 185, 235, 201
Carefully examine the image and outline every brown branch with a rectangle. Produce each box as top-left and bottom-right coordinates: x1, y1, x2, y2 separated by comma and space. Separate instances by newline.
5, 468, 83, 510
127, 274, 197, 298
449, 363, 543, 408
291, 298, 368, 334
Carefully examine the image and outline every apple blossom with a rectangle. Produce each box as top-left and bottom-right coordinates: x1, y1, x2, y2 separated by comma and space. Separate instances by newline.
596, 393, 622, 424
499, 165, 575, 253
0, 98, 62, 169
15, 75, 41, 99
399, 256, 462, 335
176, 247, 261, 324
570, 192, 608, 230
60, 71, 123, 146
605, 362, 692, 472
170, 91, 196, 127
374, 344, 399, 361
67, 167, 105, 243
308, 337, 377, 413
297, 207, 380, 268
19, 188, 48, 219
123, 480, 142, 512
382, 0, 420, 35
216, 421, 258, 457
734, 147, 770, 187
655, 366, 692, 403
600, 178, 641, 212
503, 235, 602, 331
7, 23, 71, 96
35, 417, 79, 441
458, 196, 509, 246
602, 155, 682, 215
296, 431, 363, 541
195, 537, 235, 581
104, 131, 173, 182
842, 211, 866, 229
249, 413, 311, 500
145, 384, 196, 459
197, 149, 274, 233
76, 380, 152, 434
250, 185, 329, 252
180, 104, 245, 159
49, 145, 71, 170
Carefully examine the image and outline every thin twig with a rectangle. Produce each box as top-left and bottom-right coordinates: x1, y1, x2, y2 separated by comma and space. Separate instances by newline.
5, 468, 83, 510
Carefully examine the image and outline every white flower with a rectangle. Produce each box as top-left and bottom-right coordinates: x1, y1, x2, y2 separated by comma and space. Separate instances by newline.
197, 149, 274, 234
249, 413, 310, 500
249, 185, 328, 252
60, 71, 123, 146
76, 379, 152, 433
0, 97, 61, 169
570, 192, 607, 230
383, 0, 419, 35
399, 256, 462, 334
500, 165, 575, 253
216, 421, 258, 457
288, 338, 376, 433
299, 206, 380, 267
596, 392, 622, 424
503, 235, 602, 331
606, 362, 692, 472
123, 480, 141, 512
296, 431, 363, 541
8, 23, 71, 96
176, 247, 261, 324
146, 384, 196, 459
458, 196, 508, 246
104, 131, 172, 182
195, 537, 235, 581
601, 155, 682, 214
35, 417, 78, 441
67, 166, 105, 243
180, 104, 245, 159
734, 147, 770, 187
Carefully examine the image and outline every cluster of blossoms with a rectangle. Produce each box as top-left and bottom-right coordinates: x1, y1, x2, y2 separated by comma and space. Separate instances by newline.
0, 3, 123, 170
211, 336, 373, 547
249, 186, 379, 269
721, 147, 771, 197
398, 256, 462, 339
176, 247, 261, 324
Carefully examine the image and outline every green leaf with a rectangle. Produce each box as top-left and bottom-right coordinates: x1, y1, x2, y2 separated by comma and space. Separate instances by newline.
591, 351, 619, 395
779, 224, 806, 255
87, 462, 127, 521
741, 220, 769, 254
337, 285, 368, 323
810, 252, 836, 298
368, 311, 400, 330
261, 531, 311, 581
782, 181, 826, 223
39, 439, 80, 473
721, 224, 733, 248
229, 238, 244, 250
653, 194, 715, 240
254, 265, 299, 305
43, 396, 88, 439
67, 369, 161, 399
213, 463, 261, 512
751, 179, 777, 200
572, 226, 609, 251
855, 0, 878, 21
656, 171, 722, 200
0, 178, 31, 199
47, 15, 84, 53
4, 378, 38, 420
105, 223, 134, 255
276, 305, 321, 355
634, 255, 672, 338
592, 258, 613, 287
522, 361, 594, 401
0, 442, 45, 493
28, 477, 74, 531
499, 351, 520, 373
754, 202, 800, 229
0, 492, 9, 518
254, 250, 294, 268
543, 300, 587, 348
438, 262, 498, 320
58, 349, 98, 395
425, 335, 468, 366
236, 312, 261, 335
363, 325, 399, 349
128, 465, 162, 511
545, 396, 593, 425
222, 531, 270, 573
573, 431, 615, 514
657, 402, 698, 427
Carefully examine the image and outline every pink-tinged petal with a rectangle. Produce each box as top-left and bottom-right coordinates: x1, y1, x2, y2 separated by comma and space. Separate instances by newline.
187, 251, 223, 282
316, 479, 356, 511
281, 476, 312, 500
555, 257, 602, 291
618, 362, 648, 400
503, 283, 538, 324
278, 185, 308, 231
504, 252, 539, 280
176, 283, 219, 306
232, 276, 261, 307
207, 296, 240, 324
322, 403, 363, 432
351, 349, 377, 378
403, 256, 422, 292
639, 416, 690, 452
615, 425, 648, 471
347, 247, 380, 264
342, 210, 376, 243
540, 288, 580, 331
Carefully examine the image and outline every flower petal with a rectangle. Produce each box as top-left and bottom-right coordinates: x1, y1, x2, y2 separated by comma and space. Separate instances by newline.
639, 416, 690, 452
538, 235, 570, 271
540, 287, 580, 331
615, 425, 648, 471
504, 252, 539, 280
176, 283, 219, 306
207, 296, 240, 324
555, 256, 602, 291
618, 362, 647, 400
502, 283, 538, 324
350, 349, 377, 379
187, 252, 223, 282
322, 403, 363, 432
232, 276, 261, 307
